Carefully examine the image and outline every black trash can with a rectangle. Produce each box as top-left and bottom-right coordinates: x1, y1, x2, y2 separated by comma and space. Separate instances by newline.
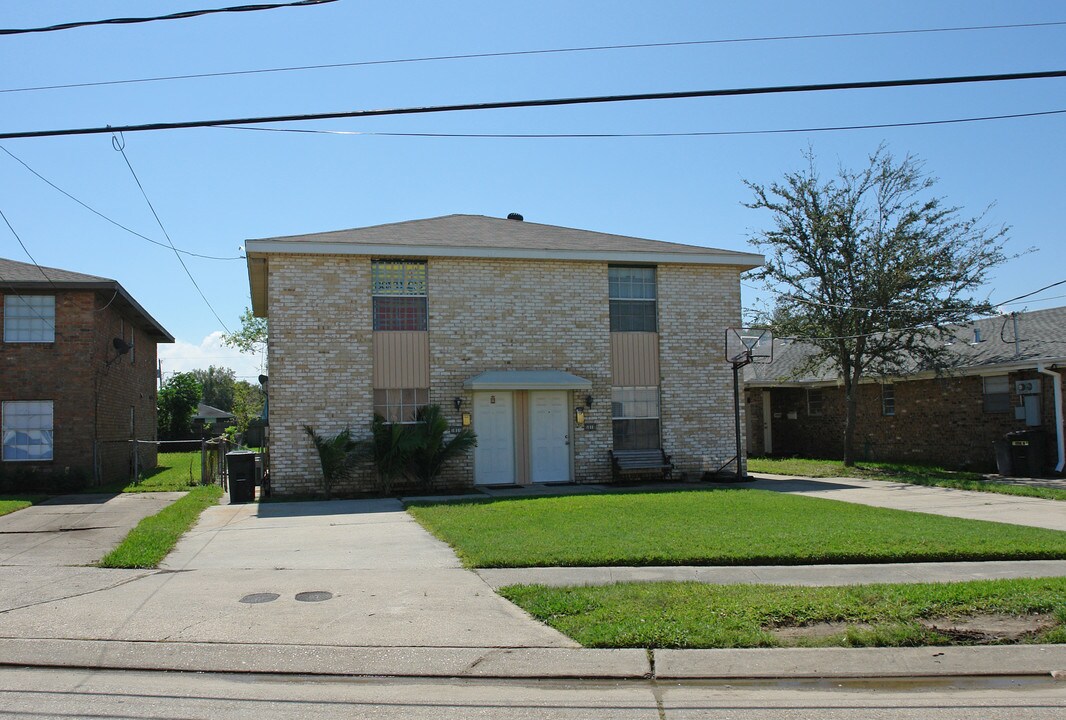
1004, 430, 1046, 478
227, 451, 257, 503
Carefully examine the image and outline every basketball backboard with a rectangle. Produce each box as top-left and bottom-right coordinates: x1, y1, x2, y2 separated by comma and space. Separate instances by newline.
725, 327, 774, 365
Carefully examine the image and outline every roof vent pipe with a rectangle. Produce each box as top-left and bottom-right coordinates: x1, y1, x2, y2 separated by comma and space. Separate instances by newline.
506, 213, 524, 221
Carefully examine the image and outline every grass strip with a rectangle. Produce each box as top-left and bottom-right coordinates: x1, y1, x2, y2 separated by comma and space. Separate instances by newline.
408, 488, 1066, 568
747, 457, 1066, 502
92, 451, 204, 494
0, 495, 47, 517
98, 484, 222, 568
500, 577, 1066, 649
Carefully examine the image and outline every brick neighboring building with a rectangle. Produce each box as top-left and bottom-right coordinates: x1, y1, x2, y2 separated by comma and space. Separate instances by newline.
743, 308, 1066, 474
244, 214, 762, 496
0, 258, 174, 485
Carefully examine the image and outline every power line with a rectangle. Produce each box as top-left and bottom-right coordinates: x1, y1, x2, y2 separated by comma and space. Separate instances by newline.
112, 135, 231, 333
0, 206, 57, 289
0, 0, 337, 36
0, 144, 242, 261
3, 69, 1065, 141
996, 279, 1066, 306
4, 19, 1064, 94
223, 108, 1066, 139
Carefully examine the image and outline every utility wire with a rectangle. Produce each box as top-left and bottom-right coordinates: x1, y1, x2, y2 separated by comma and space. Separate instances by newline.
0, 206, 57, 289
0, 0, 337, 36
112, 136, 231, 333
3, 69, 1065, 141
4, 19, 1063, 94
223, 108, 1066, 139
0, 144, 242, 260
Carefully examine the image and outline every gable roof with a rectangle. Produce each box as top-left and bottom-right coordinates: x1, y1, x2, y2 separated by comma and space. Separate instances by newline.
744, 306, 1066, 386
245, 214, 763, 316
0, 257, 174, 342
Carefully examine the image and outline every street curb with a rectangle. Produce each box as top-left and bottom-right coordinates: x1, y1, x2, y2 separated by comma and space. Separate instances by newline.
0, 638, 1063, 680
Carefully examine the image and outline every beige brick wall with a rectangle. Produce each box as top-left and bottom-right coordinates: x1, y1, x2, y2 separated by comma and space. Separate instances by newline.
266, 254, 374, 496
657, 264, 743, 476
428, 257, 614, 485
265, 254, 744, 494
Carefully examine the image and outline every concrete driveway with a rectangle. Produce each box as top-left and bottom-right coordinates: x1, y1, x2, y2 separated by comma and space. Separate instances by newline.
0, 492, 185, 566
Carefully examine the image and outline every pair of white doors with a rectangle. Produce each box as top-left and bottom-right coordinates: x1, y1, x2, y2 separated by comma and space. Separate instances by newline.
473, 391, 570, 485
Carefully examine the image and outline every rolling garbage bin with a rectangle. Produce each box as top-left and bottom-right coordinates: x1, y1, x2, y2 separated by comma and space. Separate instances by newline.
993, 438, 1013, 476
227, 451, 256, 503
1004, 430, 1046, 478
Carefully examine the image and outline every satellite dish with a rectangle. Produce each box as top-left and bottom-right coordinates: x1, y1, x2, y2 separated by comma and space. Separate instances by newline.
112, 337, 132, 355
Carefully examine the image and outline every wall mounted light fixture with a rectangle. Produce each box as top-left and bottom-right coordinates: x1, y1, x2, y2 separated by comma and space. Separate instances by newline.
574, 407, 586, 426
453, 396, 463, 411
585, 393, 593, 408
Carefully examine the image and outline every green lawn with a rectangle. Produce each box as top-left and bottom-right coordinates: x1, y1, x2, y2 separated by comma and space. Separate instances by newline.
94, 451, 203, 494
747, 457, 1066, 502
407, 489, 1066, 568
0, 495, 47, 517
98, 484, 222, 568
500, 577, 1066, 649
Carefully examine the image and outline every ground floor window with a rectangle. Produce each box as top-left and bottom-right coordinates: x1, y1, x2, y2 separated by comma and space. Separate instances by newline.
2, 400, 53, 461
806, 389, 824, 417
881, 384, 895, 416
373, 388, 429, 424
983, 375, 1011, 413
611, 386, 660, 450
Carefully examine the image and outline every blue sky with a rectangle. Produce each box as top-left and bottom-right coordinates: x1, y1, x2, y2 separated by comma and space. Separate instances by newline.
1, 1, 1063, 381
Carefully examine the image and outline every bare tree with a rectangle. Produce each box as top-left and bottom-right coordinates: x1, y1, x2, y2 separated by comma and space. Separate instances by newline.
745, 147, 1010, 465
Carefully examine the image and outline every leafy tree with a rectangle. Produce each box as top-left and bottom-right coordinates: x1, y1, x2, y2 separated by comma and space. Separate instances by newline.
157, 373, 202, 440
745, 147, 1009, 465
188, 365, 236, 412
231, 380, 265, 433
221, 308, 268, 355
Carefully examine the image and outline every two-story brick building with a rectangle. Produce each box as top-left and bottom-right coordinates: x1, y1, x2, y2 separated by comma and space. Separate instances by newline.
0, 258, 173, 486
245, 213, 762, 496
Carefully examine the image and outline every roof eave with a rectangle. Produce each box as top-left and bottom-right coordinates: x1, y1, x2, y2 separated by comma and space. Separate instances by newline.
243, 239, 763, 270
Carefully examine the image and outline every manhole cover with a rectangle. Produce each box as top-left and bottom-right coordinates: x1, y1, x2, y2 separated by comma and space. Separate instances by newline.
295, 591, 333, 602
239, 593, 280, 604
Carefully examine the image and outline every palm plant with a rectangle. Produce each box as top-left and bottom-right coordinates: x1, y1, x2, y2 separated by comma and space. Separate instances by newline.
368, 414, 422, 494
303, 425, 359, 498
406, 405, 478, 486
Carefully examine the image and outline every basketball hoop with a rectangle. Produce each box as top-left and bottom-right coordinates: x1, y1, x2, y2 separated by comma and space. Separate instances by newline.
721, 328, 774, 482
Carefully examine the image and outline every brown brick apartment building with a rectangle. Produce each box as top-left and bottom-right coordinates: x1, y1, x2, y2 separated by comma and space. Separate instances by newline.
244, 214, 763, 496
744, 308, 1066, 474
0, 258, 174, 485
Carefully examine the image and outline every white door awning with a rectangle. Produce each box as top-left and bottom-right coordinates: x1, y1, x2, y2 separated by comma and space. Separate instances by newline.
463, 370, 592, 391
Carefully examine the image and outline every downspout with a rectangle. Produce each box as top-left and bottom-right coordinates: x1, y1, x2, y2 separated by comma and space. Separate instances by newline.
1037, 364, 1065, 473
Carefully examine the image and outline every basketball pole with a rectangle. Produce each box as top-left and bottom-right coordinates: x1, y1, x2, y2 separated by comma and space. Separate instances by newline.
731, 352, 752, 481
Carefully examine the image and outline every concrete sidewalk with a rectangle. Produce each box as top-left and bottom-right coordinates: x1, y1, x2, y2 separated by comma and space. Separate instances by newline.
477, 559, 1066, 589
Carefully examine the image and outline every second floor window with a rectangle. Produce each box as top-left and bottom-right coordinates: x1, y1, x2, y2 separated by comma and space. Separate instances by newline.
609, 266, 656, 332
4, 295, 55, 343
372, 260, 427, 331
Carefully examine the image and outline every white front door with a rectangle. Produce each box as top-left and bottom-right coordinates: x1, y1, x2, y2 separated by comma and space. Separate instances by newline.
530, 391, 571, 483
473, 392, 515, 485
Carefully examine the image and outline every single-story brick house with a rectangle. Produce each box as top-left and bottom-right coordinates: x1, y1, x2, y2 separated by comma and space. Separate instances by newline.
743, 307, 1066, 474
0, 258, 174, 485
244, 213, 763, 496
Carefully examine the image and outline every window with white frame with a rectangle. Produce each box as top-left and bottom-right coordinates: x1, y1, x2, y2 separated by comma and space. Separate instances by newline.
2, 401, 53, 461
611, 386, 660, 450
806, 389, 824, 417
372, 260, 427, 331
373, 388, 429, 424
881, 384, 896, 416
983, 375, 1011, 413
3, 295, 55, 342
608, 266, 657, 332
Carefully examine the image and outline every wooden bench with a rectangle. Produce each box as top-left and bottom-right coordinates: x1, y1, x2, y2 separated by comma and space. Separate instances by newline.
610, 449, 674, 482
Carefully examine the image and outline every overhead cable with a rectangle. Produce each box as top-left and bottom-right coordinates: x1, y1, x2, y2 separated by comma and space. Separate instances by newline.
2, 69, 1065, 140
223, 108, 1066, 139
3, 19, 1063, 94
0, 206, 57, 289
112, 135, 231, 333
0, 144, 242, 260
0, 0, 337, 36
